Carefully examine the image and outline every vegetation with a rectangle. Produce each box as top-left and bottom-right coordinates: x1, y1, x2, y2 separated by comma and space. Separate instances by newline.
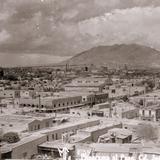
121, 95, 129, 102
3, 132, 20, 143
136, 123, 159, 141
0, 129, 3, 142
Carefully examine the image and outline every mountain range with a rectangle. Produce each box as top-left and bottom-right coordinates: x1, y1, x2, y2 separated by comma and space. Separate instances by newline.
62, 44, 160, 68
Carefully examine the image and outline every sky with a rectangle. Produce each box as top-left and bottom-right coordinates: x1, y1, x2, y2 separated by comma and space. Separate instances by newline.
0, 0, 160, 66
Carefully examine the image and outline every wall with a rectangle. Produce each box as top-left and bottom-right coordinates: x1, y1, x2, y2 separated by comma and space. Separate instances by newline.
11, 135, 47, 159
90, 123, 122, 142
45, 120, 100, 142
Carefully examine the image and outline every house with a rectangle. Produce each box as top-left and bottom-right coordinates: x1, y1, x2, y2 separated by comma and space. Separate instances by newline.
139, 105, 160, 122
98, 128, 132, 144
64, 77, 107, 93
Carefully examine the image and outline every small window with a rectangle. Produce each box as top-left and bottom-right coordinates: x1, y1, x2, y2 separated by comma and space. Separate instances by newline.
142, 110, 145, 116
111, 89, 116, 93
9, 124, 13, 127
56, 133, 58, 140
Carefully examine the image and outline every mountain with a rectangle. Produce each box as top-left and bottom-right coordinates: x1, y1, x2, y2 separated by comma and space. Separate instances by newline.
62, 44, 160, 68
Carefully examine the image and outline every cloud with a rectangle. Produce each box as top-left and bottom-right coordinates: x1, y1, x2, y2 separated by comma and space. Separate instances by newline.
0, 53, 70, 67
78, 6, 160, 51
0, 0, 160, 61
0, 30, 10, 43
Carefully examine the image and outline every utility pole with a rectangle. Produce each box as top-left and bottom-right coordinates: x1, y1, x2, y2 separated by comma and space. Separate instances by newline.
38, 94, 41, 112
109, 99, 112, 118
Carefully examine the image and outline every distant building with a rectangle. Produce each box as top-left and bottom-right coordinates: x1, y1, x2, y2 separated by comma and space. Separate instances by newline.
112, 102, 139, 119
0, 115, 54, 133
103, 84, 145, 98
19, 91, 108, 113
98, 128, 132, 144
64, 77, 107, 92
139, 105, 160, 122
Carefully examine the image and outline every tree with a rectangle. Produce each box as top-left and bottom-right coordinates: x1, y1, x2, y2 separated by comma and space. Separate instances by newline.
4, 74, 18, 81
136, 123, 159, 141
3, 132, 20, 143
122, 95, 129, 102
0, 128, 3, 142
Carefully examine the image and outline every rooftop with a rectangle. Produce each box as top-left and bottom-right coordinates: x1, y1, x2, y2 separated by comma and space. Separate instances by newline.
38, 140, 74, 150
80, 120, 121, 132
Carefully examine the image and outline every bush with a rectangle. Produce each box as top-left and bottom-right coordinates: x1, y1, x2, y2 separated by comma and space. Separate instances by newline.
136, 123, 159, 141
3, 132, 20, 143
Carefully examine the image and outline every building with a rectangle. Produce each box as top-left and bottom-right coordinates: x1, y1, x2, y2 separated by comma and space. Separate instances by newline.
112, 102, 139, 119
0, 115, 54, 133
18, 91, 108, 113
1, 133, 47, 159
19, 94, 83, 113
0, 118, 100, 159
75, 143, 160, 160
98, 128, 132, 144
77, 121, 122, 142
64, 77, 107, 92
103, 84, 145, 98
0, 90, 19, 99
139, 105, 160, 122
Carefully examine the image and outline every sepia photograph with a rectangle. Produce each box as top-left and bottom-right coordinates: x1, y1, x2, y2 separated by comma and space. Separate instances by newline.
1, 0, 160, 160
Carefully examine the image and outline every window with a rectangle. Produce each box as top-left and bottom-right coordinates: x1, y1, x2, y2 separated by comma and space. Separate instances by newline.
9, 124, 13, 127
38, 124, 40, 130
111, 89, 116, 93
23, 152, 27, 158
52, 134, 54, 140
46, 122, 49, 127
149, 110, 151, 116
142, 110, 145, 116
56, 133, 58, 140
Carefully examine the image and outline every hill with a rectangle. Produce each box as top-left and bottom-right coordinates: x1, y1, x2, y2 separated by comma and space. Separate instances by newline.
62, 44, 160, 68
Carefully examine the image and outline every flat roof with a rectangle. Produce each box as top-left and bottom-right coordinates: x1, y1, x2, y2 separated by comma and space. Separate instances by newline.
1, 133, 46, 150
38, 140, 74, 150
141, 105, 160, 110
81, 121, 121, 132
38, 118, 100, 134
